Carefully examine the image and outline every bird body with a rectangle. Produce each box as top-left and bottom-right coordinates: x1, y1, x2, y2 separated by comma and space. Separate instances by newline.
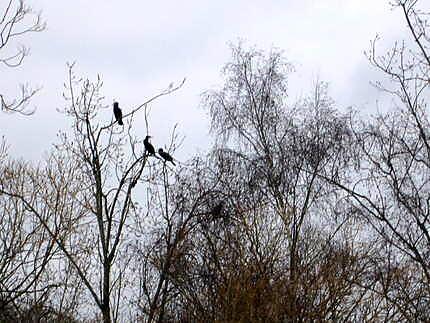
113, 102, 123, 125
144, 136, 155, 155
158, 148, 176, 166
211, 202, 223, 219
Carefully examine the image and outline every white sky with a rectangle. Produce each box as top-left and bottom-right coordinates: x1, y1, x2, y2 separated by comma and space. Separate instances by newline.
0, 1, 412, 161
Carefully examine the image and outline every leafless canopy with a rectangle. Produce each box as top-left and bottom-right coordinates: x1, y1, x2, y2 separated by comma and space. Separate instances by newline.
0, 0, 45, 114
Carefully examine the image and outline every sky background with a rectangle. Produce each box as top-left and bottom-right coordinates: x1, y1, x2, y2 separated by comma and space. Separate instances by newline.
0, 0, 415, 162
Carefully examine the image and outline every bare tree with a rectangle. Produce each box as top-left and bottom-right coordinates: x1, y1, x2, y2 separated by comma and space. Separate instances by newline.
126, 44, 387, 322
316, 1, 430, 320
0, 152, 85, 321
140, 149, 382, 322
200, 44, 364, 320
0, 62, 184, 322
130, 152, 210, 322
0, 0, 45, 114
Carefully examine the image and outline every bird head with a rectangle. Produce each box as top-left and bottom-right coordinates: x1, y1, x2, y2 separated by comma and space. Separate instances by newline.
145, 135, 152, 140
158, 148, 163, 153
113, 102, 119, 108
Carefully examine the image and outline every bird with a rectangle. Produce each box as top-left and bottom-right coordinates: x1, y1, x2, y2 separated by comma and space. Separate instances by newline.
144, 136, 155, 155
211, 202, 224, 220
113, 102, 123, 125
158, 148, 176, 166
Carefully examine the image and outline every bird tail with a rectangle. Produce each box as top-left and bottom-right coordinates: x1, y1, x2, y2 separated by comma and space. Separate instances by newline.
171, 160, 176, 166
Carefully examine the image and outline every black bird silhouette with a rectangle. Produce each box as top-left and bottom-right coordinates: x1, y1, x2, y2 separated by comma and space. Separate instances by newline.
113, 102, 123, 125
211, 202, 223, 219
158, 148, 176, 166
144, 136, 155, 155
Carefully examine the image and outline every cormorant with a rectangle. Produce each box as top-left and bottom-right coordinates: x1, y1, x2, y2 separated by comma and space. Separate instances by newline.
113, 102, 123, 125
144, 136, 155, 155
158, 148, 176, 166
211, 202, 223, 219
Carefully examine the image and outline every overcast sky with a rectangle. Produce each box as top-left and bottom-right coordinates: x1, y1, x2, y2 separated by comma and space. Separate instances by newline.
0, 1, 413, 161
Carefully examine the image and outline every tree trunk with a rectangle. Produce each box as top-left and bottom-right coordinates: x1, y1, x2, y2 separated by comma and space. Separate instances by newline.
102, 260, 111, 323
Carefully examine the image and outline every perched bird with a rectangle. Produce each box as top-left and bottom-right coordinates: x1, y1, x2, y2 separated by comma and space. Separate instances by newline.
211, 202, 224, 219
144, 136, 155, 155
158, 148, 176, 166
113, 102, 123, 125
